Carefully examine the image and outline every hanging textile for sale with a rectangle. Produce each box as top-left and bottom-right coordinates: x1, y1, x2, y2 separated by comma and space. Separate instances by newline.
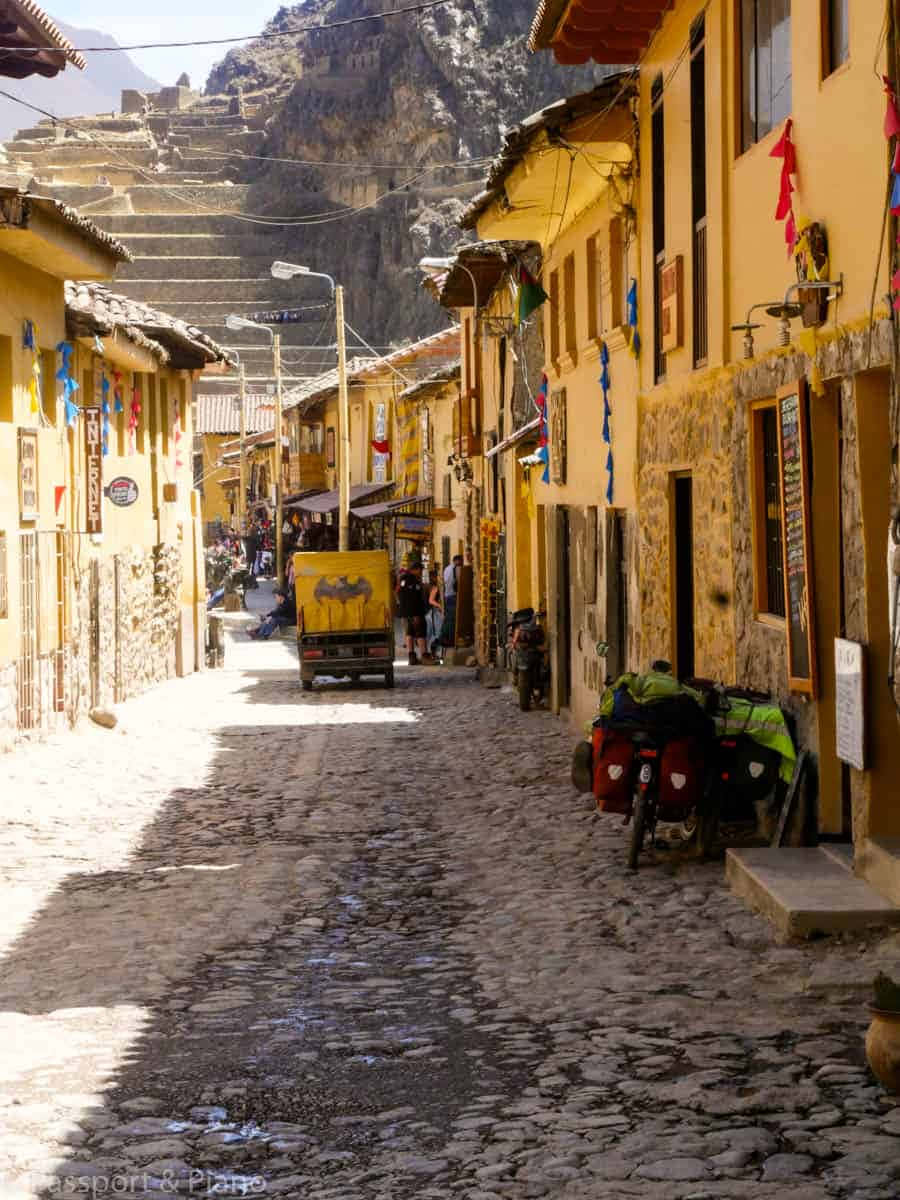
883, 77, 900, 309
24, 320, 41, 416
56, 341, 80, 426
535, 372, 550, 484
128, 381, 141, 453
101, 373, 111, 456
112, 369, 124, 414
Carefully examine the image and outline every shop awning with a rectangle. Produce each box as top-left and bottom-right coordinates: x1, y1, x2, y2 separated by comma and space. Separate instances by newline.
295, 483, 394, 514
484, 416, 542, 459
351, 493, 433, 519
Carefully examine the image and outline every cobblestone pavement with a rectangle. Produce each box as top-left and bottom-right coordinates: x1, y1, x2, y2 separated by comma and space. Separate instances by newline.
2, 613, 900, 1200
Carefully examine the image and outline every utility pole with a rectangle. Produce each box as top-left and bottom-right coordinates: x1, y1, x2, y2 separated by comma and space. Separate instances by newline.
237, 361, 247, 535
336, 284, 351, 552
274, 331, 284, 585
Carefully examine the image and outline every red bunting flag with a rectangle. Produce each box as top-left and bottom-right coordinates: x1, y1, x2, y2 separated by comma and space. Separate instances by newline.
770, 118, 798, 254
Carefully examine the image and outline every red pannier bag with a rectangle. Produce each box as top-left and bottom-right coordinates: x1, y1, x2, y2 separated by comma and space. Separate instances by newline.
657, 736, 706, 820
591, 726, 634, 814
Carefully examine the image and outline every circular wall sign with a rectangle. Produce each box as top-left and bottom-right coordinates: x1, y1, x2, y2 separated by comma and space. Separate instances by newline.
106, 476, 139, 507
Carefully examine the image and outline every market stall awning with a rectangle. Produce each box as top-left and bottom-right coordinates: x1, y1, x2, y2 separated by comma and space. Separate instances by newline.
529, 0, 672, 64
295, 483, 394, 514
484, 416, 542, 459
351, 493, 433, 519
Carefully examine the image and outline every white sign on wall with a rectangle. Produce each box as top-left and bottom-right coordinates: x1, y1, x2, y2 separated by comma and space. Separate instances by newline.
835, 638, 866, 771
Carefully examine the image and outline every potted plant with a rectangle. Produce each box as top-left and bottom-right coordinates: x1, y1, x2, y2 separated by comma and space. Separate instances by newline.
866, 973, 900, 1093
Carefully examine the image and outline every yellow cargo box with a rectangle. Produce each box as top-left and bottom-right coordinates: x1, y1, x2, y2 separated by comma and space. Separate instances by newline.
293, 550, 393, 634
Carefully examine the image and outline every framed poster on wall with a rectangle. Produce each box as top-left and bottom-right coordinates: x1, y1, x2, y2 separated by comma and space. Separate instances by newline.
777, 379, 817, 696
18, 427, 38, 521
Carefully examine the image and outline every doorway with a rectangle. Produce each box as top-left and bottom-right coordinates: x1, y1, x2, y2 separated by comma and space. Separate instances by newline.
672, 473, 695, 679
606, 511, 629, 677
556, 506, 572, 708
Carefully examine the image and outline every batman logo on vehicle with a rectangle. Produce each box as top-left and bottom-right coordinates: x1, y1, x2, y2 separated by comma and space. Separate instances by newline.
314, 575, 373, 604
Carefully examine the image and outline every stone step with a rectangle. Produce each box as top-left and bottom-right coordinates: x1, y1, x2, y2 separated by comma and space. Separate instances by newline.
124, 183, 253, 214
725, 846, 900, 939
102, 233, 296, 256
119, 277, 307, 303
94, 213, 251, 235
117, 255, 297, 281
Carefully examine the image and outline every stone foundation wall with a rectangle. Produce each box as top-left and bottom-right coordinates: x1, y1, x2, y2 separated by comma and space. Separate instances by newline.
0, 661, 16, 751
638, 377, 736, 680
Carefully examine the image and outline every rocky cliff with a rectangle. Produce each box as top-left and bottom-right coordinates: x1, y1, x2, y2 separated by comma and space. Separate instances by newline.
206, 0, 612, 343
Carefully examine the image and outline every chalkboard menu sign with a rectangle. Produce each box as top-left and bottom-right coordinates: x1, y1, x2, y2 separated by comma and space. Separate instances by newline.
777, 380, 817, 695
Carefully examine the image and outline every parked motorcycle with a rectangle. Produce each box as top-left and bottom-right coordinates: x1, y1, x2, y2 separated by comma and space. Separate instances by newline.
507, 607, 548, 711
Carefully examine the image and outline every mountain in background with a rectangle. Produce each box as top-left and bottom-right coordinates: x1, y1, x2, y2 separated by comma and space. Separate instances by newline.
0, 20, 160, 141
204, 0, 616, 344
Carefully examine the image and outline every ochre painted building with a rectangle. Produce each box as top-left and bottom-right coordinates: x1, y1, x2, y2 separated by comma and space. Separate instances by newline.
530, 0, 900, 900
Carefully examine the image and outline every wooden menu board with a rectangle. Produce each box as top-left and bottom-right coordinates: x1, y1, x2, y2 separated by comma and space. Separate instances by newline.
777, 380, 817, 695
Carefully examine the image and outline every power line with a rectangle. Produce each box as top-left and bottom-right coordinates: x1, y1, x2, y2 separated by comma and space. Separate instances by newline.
0, 0, 456, 56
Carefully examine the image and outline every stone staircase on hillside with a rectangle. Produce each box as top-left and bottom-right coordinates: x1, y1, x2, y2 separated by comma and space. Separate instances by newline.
0, 85, 331, 395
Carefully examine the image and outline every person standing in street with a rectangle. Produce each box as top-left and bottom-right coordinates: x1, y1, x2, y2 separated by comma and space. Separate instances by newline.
244, 524, 260, 578
397, 559, 432, 666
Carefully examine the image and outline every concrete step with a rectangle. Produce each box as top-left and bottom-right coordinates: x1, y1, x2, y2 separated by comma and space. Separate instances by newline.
857, 836, 900, 907
725, 846, 900, 939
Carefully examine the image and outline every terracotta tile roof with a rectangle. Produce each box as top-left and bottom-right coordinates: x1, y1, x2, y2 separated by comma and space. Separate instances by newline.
282, 357, 377, 414
423, 240, 540, 309
195, 393, 276, 435
353, 326, 460, 381
0, 188, 132, 261
529, 0, 672, 64
459, 76, 635, 230
1, 0, 87, 72
65, 280, 232, 369
398, 360, 461, 400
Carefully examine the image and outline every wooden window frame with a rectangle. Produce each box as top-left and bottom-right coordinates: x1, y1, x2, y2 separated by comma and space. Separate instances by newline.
737, 0, 793, 154
820, 0, 849, 79
547, 268, 560, 366
0, 531, 7, 619
749, 398, 787, 624
586, 234, 601, 342
562, 252, 578, 365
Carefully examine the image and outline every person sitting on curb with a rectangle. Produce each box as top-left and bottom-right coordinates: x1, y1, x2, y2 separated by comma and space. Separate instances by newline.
249, 589, 296, 640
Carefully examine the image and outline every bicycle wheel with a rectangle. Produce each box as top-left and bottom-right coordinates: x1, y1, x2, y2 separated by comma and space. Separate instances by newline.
628, 788, 651, 870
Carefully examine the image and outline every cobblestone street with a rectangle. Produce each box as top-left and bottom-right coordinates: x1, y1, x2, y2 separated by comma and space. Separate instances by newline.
2, 616, 900, 1200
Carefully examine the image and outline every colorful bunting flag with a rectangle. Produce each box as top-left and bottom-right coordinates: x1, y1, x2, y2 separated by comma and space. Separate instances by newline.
770, 118, 798, 255
515, 264, 549, 326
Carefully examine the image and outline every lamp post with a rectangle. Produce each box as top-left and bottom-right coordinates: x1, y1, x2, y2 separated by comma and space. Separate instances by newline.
226, 314, 284, 583
271, 262, 350, 552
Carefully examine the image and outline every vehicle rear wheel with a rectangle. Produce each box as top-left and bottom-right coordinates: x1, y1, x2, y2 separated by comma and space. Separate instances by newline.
384, 669, 395, 689
517, 669, 532, 711
301, 679, 313, 692
628, 789, 651, 870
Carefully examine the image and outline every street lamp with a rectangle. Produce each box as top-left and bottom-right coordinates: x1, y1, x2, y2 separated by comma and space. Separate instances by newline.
271, 260, 351, 552
225, 314, 285, 585
225, 346, 248, 535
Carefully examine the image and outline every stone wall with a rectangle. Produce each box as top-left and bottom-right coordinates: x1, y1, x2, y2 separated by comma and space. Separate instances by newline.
637, 375, 736, 680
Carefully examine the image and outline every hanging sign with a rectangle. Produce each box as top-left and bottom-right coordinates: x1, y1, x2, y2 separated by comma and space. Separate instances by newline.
660, 256, 684, 352
777, 380, 817, 695
835, 638, 866, 771
84, 406, 103, 536
395, 515, 432, 539
105, 476, 139, 507
18, 427, 39, 521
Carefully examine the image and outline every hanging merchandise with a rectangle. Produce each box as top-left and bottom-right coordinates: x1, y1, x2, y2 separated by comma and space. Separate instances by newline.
24, 320, 41, 416
625, 280, 640, 357
370, 438, 391, 455
770, 118, 798, 254
883, 78, 900, 309
173, 395, 184, 470
101, 373, 111, 456
56, 341, 80, 426
515, 263, 549, 325
112, 369, 124, 414
535, 372, 550, 484
599, 341, 613, 503
129, 382, 141, 453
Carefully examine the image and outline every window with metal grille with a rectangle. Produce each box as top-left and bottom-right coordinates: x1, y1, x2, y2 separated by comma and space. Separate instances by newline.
691, 15, 708, 368
741, 0, 792, 152
822, 0, 849, 76
752, 404, 786, 618
651, 73, 666, 383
